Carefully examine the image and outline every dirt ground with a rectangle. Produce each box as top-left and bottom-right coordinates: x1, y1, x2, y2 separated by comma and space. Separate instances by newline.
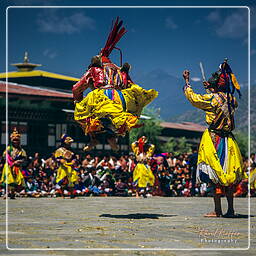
0, 196, 255, 255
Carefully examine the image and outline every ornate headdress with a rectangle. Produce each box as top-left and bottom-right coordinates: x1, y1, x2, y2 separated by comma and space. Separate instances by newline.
138, 136, 148, 153
10, 127, 21, 141
207, 58, 241, 97
61, 134, 74, 144
73, 17, 132, 101
206, 59, 241, 128
88, 17, 128, 69
100, 17, 127, 65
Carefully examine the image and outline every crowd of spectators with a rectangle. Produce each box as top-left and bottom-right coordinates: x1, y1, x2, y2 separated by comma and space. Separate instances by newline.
0, 150, 253, 198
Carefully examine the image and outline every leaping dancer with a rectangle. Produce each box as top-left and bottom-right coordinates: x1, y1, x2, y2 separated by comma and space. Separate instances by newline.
72, 17, 158, 151
182, 59, 247, 217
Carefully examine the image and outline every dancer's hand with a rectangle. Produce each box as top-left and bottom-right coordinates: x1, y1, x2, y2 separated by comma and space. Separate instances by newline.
60, 159, 66, 164
13, 160, 22, 166
183, 70, 190, 83
203, 81, 210, 88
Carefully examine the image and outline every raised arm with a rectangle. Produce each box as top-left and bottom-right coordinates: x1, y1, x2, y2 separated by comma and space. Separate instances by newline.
146, 144, 155, 158
182, 70, 215, 111
131, 142, 139, 156
72, 70, 92, 102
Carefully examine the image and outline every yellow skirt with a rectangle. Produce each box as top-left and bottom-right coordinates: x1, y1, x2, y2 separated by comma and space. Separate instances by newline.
0, 163, 25, 186
74, 84, 158, 135
56, 164, 78, 187
197, 129, 245, 186
133, 163, 155, 188
250, 168, 256, 190
122, 84, 158, 116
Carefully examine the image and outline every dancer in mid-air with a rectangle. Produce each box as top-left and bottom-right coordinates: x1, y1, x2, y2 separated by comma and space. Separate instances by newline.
182, 59, 246, 217
131, 136, 155, 198
54, 134, 78, 198
72, 17, 158, 151
1, 128, 26, 199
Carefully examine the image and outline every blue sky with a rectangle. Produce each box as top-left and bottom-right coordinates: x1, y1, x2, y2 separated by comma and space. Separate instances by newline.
0, 0, 255, 87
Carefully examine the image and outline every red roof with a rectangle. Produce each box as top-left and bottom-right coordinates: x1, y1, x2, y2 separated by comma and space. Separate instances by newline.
0, 82, 73, 99
160, 121, 206, 132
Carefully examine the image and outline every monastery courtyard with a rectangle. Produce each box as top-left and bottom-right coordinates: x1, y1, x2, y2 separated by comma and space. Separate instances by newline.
0, 197, 255, 256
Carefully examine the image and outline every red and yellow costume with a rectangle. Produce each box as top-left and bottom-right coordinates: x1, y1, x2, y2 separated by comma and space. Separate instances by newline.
131, 136, 155, 188
54, 135, 78, 189
183, 61, 246, 190
72, 18, 158, 137
0, 128, 25, 187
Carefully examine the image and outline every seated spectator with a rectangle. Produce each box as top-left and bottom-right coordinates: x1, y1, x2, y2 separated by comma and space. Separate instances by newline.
24, 177, 40, 197
115, 178, 128, 196
73, 177, 86, 196
40, 177, 54, 197
100, 174, 115, 196
83, 167, 102, 196
158, 170, 172, 196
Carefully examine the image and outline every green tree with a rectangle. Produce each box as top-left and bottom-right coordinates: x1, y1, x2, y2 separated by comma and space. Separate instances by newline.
234, 131, 248, 157
129, 107, 163, 152
129, 107, 194, 154
160, 137, 192, 155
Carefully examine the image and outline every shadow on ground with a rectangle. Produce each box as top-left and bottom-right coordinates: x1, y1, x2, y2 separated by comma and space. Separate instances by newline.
222, 213, 255, 219
99, 213, 177, 219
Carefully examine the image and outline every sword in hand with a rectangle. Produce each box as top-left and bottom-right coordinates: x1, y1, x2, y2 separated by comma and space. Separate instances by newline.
199, 62, 210, 93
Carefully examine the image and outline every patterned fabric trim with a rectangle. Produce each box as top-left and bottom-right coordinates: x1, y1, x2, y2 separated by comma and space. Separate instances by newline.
196, 162, 221, 184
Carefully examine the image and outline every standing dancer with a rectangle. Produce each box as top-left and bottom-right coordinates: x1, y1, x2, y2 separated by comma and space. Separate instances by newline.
182, 60, 246, 217
72, 17, 158, 151
54, 134, 78, 198
131, 136, 155, 198
250, 163, 256, 196
1, 128, 26, 199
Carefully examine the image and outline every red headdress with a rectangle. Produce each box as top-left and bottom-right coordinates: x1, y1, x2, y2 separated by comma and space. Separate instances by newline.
138, 136, 147, 154
72, 17, 131, 101
100, 17, 127, 66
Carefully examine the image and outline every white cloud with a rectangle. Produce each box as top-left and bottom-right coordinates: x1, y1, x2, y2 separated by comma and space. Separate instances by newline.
206, 9, 249, 39
206, 10, 221, 23
165, 17, 178, 30
216, 10, 248, 39
191, 77, 201, 82
43, 49, 57, 59
37, 10, 95, 34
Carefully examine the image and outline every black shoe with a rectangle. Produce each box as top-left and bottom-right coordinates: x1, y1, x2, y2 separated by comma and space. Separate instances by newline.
222, 211, 236, 218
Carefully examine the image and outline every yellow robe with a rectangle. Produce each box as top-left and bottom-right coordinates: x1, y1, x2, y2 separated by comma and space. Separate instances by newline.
0, 146, 25, 186
250, 168, 256, 190
74, 83, 158, 135
133, 163, 155, 188
54, 147, 78, 187
184, 86, 245, 186
131, 142, 155, 188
